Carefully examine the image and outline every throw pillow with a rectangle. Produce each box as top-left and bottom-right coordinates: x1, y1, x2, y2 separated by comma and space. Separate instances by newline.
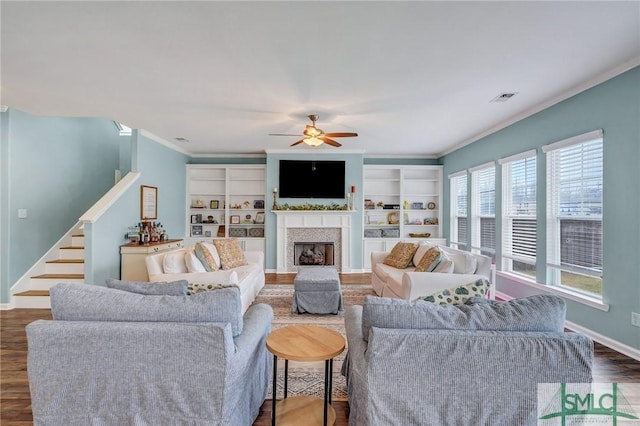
202, 242, 221, 269
194, 242, 219, 272
431, 250, 454, 273
105, 278, 188, 296
185, 249, 207, 273
414, 246, 443, 272
162, 251, 188, 274
361, 293, 567, 341
213, 238, 248, 270
415, 278, 489, 305
187, 283, 239, 295
449, 251, 478, 274
412, 242, 434, 266
383, 242, 419, 269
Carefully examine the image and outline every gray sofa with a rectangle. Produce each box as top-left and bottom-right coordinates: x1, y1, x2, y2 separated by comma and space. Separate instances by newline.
26, 282, 273, 426
343, 294, 594, 426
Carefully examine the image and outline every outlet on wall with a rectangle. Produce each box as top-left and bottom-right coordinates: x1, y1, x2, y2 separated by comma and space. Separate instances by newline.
632, 312, 640, 328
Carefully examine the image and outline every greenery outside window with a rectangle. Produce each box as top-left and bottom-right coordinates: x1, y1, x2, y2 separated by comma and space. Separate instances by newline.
500, 150, 537, 278
544, 130, 603, 298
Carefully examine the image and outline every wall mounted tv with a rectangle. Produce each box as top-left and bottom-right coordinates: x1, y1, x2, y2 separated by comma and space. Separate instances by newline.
279, 160, 345, 199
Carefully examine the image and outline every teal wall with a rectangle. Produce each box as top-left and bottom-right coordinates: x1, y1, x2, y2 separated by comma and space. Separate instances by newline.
0, 108, 122, 301
86, 130, 189, 285
440, 66, 640, 349
265, 152, 365, 270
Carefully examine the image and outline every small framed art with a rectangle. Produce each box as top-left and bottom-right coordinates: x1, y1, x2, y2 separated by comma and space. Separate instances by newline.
254, 200, 264, 209
255, 212, 265, 224
230, 215, 240, 224
210, 200, 219, 209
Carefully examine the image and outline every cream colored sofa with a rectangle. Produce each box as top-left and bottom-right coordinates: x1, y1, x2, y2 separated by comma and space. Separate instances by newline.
145, 247, 265, 313
371, 243, 493, 300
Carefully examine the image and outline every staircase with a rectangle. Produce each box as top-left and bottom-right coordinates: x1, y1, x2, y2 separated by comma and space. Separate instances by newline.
12, 233, 85, 308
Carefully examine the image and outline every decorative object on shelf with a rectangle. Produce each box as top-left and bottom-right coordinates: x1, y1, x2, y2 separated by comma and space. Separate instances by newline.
204, 230, 212, 237
229, 228, 247, 237
248, 228, 264, 237
243, 201, 251, 209
365, 199, 375, 209
424, 218, 439, 225
255, 212, 265, 224
190, 214, 202, 224
404, 200, 409, 210
376, 201, 385, 209
210, 200, 219, 209
206, 216, 218, 224
387, 211, 399, 224
272, 188, 278, 210
382, 228, 400, 238
412, 202, 424, 210
254, 200, 264, 209
230, 215, 240, 224
427, 202, 437, 210
346, 193, 351, 210
242, 214, 254, 224
217, 225, 225, 237
384, 204, 400, 210
191, 198, 205, 208
140, 185, 158, 220
191, 225, 203, 236
364, 229, 383, 238
409, 232, 431, 238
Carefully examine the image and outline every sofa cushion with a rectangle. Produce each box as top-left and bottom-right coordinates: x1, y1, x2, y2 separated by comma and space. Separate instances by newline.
105, 278, 188, 296
415, 278, 489, 305
431, 250, 454, 273
361, 294, 566, 341
51, 282, 244, 336
194, 242, 219, 272
447, 249, 478, 274
214, 239, 248, 270
185, 249, 207, 273
414, 246, 443, 272
162, 251, 188, 274
383, 242, 419, 269
412, 241, 435, 266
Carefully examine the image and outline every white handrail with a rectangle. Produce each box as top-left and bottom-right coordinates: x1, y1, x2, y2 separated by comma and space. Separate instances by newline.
79, 172, 140, 223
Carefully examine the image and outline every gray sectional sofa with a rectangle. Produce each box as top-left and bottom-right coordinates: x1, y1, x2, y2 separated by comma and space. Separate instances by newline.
343, 294, 594, 425
26, 282, 273, 426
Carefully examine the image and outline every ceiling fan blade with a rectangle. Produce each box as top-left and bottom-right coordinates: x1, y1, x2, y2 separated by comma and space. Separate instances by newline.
290, 139, 305, 146
323, 132, 358, 138
270, 133, 302, 136
320, 137, 342, 147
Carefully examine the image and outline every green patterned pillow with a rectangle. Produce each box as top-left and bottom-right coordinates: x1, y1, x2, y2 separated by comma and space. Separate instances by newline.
383, 242, 419, 269
415, 278, 490, 305
187, 283, 239, 295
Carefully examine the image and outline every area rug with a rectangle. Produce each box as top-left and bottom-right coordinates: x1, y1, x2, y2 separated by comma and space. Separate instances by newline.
253, 284, 375, 401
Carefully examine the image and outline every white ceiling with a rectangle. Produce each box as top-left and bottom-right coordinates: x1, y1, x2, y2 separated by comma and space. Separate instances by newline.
2, 1, 639, 157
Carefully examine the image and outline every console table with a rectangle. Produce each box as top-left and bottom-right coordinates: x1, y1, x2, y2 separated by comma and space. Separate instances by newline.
266, 325, 345, 426
119, 239, 184, 281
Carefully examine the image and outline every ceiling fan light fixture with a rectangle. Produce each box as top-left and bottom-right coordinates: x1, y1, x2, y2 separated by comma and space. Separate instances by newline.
304, 137, 324, 147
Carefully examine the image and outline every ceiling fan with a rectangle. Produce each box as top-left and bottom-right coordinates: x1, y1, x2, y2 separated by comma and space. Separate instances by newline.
269, 114, 358, 147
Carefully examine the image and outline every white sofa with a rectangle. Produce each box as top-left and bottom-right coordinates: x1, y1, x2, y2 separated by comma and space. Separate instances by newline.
145, 247, 265, 313
371, 243, 493, 300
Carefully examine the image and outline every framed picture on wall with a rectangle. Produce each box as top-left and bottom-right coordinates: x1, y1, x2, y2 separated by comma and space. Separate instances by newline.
140, 185, 158, 220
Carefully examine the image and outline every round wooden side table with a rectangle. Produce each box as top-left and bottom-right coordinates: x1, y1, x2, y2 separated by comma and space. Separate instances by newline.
266, 325, 345, 426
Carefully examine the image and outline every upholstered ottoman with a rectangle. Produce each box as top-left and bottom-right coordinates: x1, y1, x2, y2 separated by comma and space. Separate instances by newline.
292, 267, 343, 314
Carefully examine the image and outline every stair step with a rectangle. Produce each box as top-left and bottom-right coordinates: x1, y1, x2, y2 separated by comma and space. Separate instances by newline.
14, 290, 50, 297
45, 260, 84, 274
47, 259, 84, 263
59, 247, 84, 259
32, 273, 84, 279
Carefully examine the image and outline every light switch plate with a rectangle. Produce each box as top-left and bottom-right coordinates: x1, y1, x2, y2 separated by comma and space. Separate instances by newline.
18, 209, 27, 218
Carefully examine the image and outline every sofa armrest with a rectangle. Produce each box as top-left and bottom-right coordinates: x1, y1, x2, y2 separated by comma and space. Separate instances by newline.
148, 270, 239, 285
344, 306, 368, 377
231, 303, 273, 366
401, 272, 488, 300
370, 251, 389, 269
244, 251, 264, 270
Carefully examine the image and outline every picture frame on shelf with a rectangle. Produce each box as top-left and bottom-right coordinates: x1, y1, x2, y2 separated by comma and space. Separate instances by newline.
364, 199, 375, 209
411, 202, 424, 210
190, 214, 202, 224
242, 214, 253, 224
254, 200, 264, 209
255, 212, 265, 224
230, 215, 240, 224
210, 200, 219, 209
204, 230, 212, 237
191, 225, 203, 236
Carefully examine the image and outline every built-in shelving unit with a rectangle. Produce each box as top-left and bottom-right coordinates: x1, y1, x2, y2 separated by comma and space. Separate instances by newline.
186, 165, 265, 251
362, 165, 445, 269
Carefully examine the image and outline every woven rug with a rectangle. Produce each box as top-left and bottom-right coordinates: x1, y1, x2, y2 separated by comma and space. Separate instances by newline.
253, 284, 375, 401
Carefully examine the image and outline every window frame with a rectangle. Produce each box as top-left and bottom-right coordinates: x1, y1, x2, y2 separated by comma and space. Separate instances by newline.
470, 162, 496, 260
449, 171, 468, 250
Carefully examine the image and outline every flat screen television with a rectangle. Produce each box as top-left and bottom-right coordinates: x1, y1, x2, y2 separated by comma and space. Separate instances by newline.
279, 160, 345, 199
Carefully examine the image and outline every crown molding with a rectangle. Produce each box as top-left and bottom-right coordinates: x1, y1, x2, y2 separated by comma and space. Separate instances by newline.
265, 148, 365, 155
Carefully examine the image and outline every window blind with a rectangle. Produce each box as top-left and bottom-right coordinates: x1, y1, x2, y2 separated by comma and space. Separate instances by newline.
450, 173, 468, 249
471, 165, 495, 259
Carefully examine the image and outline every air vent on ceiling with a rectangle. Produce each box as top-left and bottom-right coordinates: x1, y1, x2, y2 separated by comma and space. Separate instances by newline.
491, 93, 518, 103
175, 137, 190, 143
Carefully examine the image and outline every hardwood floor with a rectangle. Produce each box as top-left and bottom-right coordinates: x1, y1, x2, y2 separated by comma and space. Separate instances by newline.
2, 273, 638, 425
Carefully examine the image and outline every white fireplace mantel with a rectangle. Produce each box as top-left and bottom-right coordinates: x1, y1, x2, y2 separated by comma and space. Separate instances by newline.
273, 210, 358, 273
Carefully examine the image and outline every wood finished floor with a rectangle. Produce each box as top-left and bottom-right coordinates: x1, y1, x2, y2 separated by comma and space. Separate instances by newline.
2, 273, 639, 425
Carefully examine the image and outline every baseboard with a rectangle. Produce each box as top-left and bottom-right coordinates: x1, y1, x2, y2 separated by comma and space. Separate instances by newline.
496, 291, 640, 362
0, 302, 15, 310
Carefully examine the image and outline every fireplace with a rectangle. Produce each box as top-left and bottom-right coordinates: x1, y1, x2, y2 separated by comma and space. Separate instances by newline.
294, 242, 335, 266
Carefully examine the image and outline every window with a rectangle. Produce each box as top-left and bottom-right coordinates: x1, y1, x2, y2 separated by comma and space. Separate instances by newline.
500, 150, 537, 278
544, 130, 603, 297
471, 163, 496, 259
449, 172, 468, 250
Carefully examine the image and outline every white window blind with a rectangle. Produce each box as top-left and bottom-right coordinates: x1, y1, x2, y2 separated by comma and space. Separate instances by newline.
471, 165, 495, 259
546, 132, 603, 297
502, 153, 537, 277
450, 173, 468, 250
